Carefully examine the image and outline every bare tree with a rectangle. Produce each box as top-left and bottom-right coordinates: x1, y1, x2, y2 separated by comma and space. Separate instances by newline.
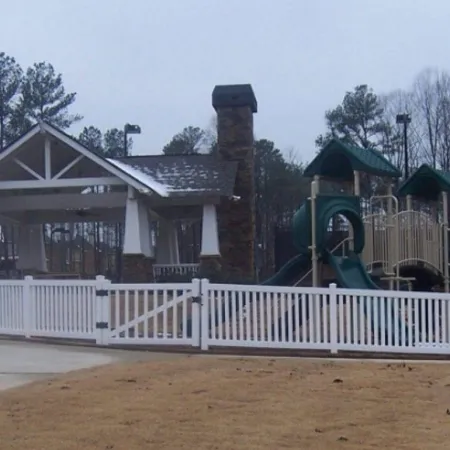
410, 68, 444, 168
379, 89, 422, 171
434, 73, 450, 171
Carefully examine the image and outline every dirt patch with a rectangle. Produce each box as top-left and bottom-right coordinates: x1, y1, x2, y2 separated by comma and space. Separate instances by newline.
1, 357, 450, 449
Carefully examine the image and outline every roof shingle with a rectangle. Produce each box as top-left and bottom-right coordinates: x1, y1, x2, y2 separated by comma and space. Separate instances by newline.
113, 154, 238, 197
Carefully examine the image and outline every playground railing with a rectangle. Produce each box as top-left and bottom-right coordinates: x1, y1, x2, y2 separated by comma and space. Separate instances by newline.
362, 208, 446, 279
396, 210, 443, 274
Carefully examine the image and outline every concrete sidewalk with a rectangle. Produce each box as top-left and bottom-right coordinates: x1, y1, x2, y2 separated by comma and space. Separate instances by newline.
0, 340, 184, 391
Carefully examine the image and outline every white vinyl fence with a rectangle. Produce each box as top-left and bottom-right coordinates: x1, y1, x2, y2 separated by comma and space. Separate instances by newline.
201, 281, 450, 354
0, 276, 100, 340
0, 276, 449, 356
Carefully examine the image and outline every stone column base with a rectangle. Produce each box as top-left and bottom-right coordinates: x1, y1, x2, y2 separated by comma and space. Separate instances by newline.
198, 255, 222, 281
122, 254, 155, 282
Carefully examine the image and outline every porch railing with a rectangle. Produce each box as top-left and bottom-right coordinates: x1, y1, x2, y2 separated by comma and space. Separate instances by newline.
152, 263, 199, 280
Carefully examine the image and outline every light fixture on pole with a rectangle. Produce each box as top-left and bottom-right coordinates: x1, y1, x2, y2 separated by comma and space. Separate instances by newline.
123, 123, 141, 157
396, 113, 412, 179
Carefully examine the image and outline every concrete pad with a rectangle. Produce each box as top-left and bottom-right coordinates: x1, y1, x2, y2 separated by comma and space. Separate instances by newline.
0, 339, 185, 391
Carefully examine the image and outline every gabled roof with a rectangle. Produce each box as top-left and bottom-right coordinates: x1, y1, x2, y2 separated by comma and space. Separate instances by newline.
113, 154, 238, 197
397, 164, 450, 200
0, 121, 238, 198
0, 121, 169, 196
304, 139, 402, 180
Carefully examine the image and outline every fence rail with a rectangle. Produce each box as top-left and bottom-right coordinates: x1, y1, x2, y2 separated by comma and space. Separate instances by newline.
0, 276, 449, 356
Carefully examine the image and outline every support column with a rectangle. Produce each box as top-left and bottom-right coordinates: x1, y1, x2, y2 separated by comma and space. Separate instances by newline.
122, 187, 154, 282
405, 193, 413, 290
348, 170, 360, 251
17, 225, 47, 273
313, 175, 320, 192
353, 170, 360, 196
156, 220, 180, 265
199, 204, 222, 279
310, 181, 319, 287
406, 194, 412, 211
442, 191, 449, 292
387, 183, 395, 290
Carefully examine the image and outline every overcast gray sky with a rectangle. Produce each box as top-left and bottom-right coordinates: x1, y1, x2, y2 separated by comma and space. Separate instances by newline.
2, 0, 449, 161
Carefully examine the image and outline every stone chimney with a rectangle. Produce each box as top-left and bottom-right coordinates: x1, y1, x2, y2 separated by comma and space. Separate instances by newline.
212, 84, 257, 281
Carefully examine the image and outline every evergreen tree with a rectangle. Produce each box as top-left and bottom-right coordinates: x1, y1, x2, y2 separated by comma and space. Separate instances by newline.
15, 61, 82, 133
162, 126, 205, 155
315, 84, 388, 150
0, 53, 22, 149
78, 126, 132, 157
78, 126, 103, 153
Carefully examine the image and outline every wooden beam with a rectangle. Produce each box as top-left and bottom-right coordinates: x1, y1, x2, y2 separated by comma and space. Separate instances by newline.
53, 155, 84, 179
0, 176, 126, 190
13, 158, 43, 180
154, 205, 202, 220
18, 209, 125, 224
0, 125, 41, 162
44, 137, 51, 179
42, 123, 160, 195
0, 214, 20, 225
142, 195, 221, 207
0, 192, 128, 212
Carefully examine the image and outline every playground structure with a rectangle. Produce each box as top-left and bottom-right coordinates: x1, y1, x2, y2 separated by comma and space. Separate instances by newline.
200, 140, 450, 345
265, 139, 450, 294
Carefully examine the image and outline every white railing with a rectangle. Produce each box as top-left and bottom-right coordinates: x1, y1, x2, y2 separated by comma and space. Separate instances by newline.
0, 276, 97, 340
107, 281, 199, 346
0, 281, 26, 336
152, 263, 199, 279
201, 282, 332, 350
200, 281, 450, 354
30, 279, 97, 339
0, 275, 200, 347
1, 276, 450, 356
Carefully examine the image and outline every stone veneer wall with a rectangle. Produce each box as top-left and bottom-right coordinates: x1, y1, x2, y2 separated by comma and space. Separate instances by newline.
122, 254, 154, 282
214, 94, 256, 281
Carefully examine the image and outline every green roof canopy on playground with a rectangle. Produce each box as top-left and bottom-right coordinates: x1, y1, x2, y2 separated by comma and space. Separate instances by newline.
397, 164, 450, 201
304, 139, 402, 180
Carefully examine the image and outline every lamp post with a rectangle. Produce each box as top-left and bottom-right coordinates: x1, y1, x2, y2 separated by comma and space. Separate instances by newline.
123, 123, 141, 157
396, 113, 412, 179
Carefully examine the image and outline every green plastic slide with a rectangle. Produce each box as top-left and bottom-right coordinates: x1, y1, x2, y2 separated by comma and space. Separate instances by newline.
327, 250, 409, 345
326, 251, 379, 290
260, 253, 311, 286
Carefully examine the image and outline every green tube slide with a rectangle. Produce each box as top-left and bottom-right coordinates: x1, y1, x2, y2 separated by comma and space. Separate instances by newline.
260, 253, 311, 286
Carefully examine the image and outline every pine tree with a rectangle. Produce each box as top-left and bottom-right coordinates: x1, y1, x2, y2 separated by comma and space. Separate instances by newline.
0, 52, 22, 149
15, 61, 82, 133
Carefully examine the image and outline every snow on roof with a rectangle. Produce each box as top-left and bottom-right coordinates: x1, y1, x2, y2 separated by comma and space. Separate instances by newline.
107, 158, 169, 197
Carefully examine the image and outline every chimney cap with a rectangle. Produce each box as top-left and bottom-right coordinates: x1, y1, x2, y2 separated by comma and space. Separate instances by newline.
212, 84, 257, 113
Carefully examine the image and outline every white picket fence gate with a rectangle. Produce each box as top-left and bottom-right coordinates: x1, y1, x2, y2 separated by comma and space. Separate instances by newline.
0, 276, 449, 356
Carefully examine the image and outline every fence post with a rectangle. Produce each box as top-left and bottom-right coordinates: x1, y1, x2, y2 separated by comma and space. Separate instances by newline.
190, 278, 201, 347
200, 278, 210, 351
23, 276, 33, 338
329, 283, 338, 354
95, 275, 111, 346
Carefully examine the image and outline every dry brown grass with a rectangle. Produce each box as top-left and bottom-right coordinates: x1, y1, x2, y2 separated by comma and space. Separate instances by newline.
1, 357, 450, 450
